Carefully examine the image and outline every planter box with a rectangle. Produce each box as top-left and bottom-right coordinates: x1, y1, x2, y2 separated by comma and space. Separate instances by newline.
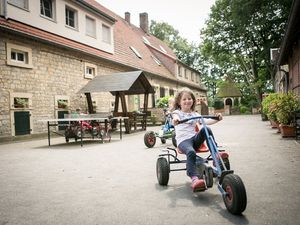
279, 124, 296, 137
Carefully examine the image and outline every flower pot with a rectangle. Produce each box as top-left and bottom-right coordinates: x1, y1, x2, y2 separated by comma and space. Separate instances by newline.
270, 120, 279, 129
279, 124, 295, 138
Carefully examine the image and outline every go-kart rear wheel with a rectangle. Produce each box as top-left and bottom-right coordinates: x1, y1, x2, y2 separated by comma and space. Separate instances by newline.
160, 138, 166, 144
144, 131, 156, 148
171, 131, 177, 147
222, 174, 247, 215
156, 157, 169, 185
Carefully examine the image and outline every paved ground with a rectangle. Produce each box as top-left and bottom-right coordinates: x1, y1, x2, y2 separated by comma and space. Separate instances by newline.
0, 115, 299, 225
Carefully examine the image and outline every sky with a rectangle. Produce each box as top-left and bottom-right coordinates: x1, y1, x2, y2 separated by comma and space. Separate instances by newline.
96, 0, 216, 44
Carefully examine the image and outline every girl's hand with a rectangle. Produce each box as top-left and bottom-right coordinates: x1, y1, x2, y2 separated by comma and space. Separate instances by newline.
216, 113, 223, 121
172, 114, 180, 126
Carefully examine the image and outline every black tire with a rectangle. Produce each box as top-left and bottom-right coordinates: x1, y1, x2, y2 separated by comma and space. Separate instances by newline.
156, 157, 169, 185
171, 131, 177, 147
144, 131, 156, 148
222, 174, 247, 215
160, 138, 166, 144
220, 158, 230, 171
205, 167, 214, 188
65, 137, 69, 143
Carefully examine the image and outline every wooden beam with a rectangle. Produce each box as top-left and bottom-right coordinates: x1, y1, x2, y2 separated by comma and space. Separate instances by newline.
85, 93, 94, 113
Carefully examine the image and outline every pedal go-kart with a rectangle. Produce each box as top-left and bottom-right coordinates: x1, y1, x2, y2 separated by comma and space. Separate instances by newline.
144, 111, 176, 148
64, 120, 111, 143
156, 116, 247, 215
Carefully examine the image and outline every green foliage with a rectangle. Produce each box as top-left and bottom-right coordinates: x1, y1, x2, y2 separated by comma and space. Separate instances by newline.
275, 92, 300, 125
156, 96, 174, 108
213, 98, 224, 110
261, 93, 280, 121
200, 0, 292, 102
240, 105, 250, 114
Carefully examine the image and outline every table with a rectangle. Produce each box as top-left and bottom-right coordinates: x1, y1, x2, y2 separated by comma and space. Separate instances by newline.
39, 117, 127, 146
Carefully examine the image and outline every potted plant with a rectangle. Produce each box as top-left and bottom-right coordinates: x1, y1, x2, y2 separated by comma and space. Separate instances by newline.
262, 93, 280, 128
275, 92, 300, 137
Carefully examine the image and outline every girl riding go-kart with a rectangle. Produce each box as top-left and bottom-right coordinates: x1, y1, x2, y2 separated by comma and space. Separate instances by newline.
156, 88, 247, 215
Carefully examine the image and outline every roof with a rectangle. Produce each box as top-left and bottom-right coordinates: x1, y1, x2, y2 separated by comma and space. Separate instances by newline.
78, 71, 155, 95
217, 77, 242, 98
0, 0, 177, 80
278, 0, 300, 65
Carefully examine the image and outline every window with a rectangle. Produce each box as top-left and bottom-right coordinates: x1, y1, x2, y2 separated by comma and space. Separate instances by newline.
160, 45, 167, 53
65, 6, 77, 29
169, 89, 174, 96
6, 43, 33, 68
11, 51, 25, 63
84, 62, 97, 79
40, 0, 53, 19
142, 36, 150, 45
86, 16, 96, 37
178, 66, 182, 77
191, 72, 195, 81
14, 97, 29, 108
160, 87, 165, 98
130, 46, 142, 59
8, 0, 28, 10
102, 24, 111, 44
184, 69, 188, 79
151, 56, 161, 65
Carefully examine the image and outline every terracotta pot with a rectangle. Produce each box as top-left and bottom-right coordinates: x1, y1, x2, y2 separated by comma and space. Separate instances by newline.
270, 120, 279, 129
279, 124, 295, 137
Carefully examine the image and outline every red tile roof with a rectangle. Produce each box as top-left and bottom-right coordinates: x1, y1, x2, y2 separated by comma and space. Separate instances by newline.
0, 0, 181, 81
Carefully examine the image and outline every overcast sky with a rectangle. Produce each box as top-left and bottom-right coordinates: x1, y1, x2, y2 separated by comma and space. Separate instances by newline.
96, 0, 216, 44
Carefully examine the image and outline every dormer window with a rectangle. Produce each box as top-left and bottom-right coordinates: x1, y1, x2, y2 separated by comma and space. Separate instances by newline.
151, 55, 161, 65
159, 45, 167, 53
130, 46, 142, 59
142, 36, 150, 45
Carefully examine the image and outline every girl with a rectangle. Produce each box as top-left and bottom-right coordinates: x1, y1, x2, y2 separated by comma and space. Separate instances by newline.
172, 88, 222, 192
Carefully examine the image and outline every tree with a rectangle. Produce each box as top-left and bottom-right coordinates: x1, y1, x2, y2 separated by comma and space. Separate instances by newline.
150, 20, 200, 67
201, 0, 292, 103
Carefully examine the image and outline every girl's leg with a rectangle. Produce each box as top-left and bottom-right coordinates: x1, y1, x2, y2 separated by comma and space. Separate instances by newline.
193, 127, 216, 149
178, 138, 199, 178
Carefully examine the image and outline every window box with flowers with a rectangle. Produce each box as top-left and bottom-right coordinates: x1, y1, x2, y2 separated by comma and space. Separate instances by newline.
57, 99, 69, 109
14, 97, 29, 108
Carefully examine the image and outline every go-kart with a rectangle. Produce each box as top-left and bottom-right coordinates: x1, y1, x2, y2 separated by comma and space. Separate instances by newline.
64, 120, 111, 143
144, 110, 177, 148
156, 115, 247, 215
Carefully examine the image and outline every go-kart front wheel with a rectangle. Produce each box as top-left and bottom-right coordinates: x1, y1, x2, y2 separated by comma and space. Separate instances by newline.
222, 174, 247, 215
156, 157, 169, 185
171, 131, 177, 147
144, 131, 156, 148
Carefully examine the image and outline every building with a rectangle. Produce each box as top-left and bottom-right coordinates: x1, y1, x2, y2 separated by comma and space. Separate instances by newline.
274, 0, 300, 95
0, 0, 207, 139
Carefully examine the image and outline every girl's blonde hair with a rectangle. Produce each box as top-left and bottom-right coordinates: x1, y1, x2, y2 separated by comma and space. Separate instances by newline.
174, 87, 196, 111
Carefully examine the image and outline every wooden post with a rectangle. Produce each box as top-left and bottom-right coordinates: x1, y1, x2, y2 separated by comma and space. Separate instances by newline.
85, 93, 94, 114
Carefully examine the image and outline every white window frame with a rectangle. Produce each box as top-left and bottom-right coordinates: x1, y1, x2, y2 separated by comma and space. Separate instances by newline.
40, 0, 55, 20
6, 43, 33, 68
84, 62, 97, 79
8, 0, 29, 10
102, 24, 111, 44
130, 46, 142, 59
86, 16, 96, 38
65, 5, 78, 30
151, 55, 161, 65
178, 65, 182, 77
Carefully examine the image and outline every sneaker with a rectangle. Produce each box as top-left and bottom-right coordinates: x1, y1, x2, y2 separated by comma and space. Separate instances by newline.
191, 178, 206, 192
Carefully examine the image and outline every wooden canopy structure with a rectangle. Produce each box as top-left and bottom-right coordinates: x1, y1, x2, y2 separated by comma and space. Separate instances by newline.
79, 70, 155, 133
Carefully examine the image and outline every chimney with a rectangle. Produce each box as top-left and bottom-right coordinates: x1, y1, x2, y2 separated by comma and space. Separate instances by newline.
125, 12, 130, 24
139, 12, 149, 34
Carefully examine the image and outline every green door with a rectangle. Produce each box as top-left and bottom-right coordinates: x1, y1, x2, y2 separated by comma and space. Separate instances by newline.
14, 111, 30, 135
58, 110, 69, 130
